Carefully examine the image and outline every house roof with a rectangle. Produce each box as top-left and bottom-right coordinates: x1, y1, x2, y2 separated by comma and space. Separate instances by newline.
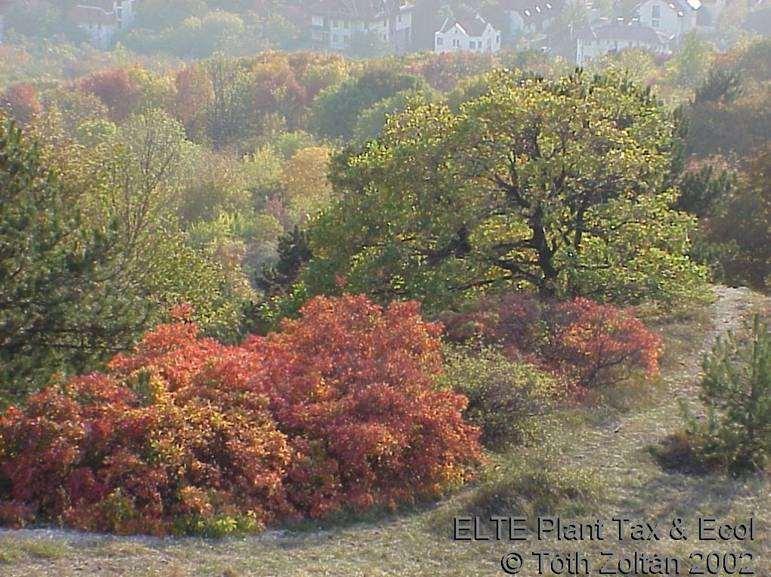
309, 0, 412, 20
498, 0, 565, 23
579, 21, 664, 45
439, 13, 491, 36
70, 5, 118, 26
637, 0, 702, 13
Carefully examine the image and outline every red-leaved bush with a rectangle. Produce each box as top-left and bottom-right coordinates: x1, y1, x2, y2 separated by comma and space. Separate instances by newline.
546, 298, 662, 387
441, 294, 662, 389
249, 296, 480, 517
0, 296, 481, 534
77, 68, 141, 122
0, 83, 42, 125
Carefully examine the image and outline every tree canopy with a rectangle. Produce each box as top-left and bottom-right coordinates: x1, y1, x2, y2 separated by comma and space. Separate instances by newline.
303, 71, 707, 311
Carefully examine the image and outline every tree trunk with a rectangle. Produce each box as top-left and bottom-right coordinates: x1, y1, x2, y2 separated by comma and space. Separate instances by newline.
530, 207, 558, 298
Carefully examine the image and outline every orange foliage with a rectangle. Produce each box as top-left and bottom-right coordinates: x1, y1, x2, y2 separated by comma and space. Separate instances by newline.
78, 68, 141, 121
248, 295, 480, 516
0, 83, 42, 125
441, 294, 662, 388
0, 296, 482, 534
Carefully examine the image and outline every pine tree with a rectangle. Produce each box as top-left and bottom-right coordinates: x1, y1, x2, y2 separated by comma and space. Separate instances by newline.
699, 315, 770, 473
0, 120, 147, 403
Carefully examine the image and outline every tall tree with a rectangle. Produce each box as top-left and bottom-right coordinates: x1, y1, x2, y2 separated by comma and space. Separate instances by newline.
304, 71, 706, 310
0, 119, 147, 402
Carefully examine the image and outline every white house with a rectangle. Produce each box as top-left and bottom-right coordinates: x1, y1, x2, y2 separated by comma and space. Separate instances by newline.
576, 20, 668, 66
434, 13, 502, 54
70, 0, 137, 48
635, 0, 701, 43
309, 0, 414, 54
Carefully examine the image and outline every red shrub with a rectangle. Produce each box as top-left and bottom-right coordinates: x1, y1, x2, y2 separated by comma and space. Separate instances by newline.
545, 298, 662, 387
78, 68, 140, 121
441, 294, 661, 389
0, 322, 291, 535
0, 83, 42, 125
247, 295, 481, 517
442, 293, 545, 347
173, 65, 213, 130
0, 296, 482, 534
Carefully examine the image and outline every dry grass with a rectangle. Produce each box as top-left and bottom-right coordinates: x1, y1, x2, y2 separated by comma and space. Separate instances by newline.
0, 286, 768, 577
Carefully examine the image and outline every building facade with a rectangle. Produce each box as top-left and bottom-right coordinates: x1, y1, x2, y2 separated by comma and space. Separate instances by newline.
503, 0, 564, 40
636, 0, 701, 42
434, 13, 502, 54
576, 20, 668, 66
309, 0, 414, 53
70, 0, 137, 48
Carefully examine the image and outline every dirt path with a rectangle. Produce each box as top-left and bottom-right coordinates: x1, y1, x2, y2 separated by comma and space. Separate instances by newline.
562, 286, 765, 519
0, 286, 766, 577
570, 286, 757, 471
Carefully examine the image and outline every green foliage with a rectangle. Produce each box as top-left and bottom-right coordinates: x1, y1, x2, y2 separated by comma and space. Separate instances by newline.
347, 31, 391, 59
0, 119, 146, 403
675, 162, 736, 218
666, 33, 714, 90
704, 151, 770, 291
142, 232, 251, 342
694, 68, 743, 105
0, 112, 254, 403
135, 0, 208, 31
683, 39, 770, 159
4, 1, 86, 41
258, 227, 312, 297
305, 70, 707, 312
465, 456, 601, 521
351, 89, 435, 144
441, 347, 558, 450
310, 65, 429, 141
691, 315, 770, 473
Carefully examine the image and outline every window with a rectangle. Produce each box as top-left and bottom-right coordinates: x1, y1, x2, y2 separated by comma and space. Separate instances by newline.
651, 5, 661, 27
453, 38, 460, 47
469, 40, 476, 49
437, 36, 443, 46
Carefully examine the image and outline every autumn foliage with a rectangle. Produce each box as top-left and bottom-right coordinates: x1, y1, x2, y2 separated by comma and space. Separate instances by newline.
0, 83, 42, 125
441, 294, 662, 389
0, 296, 481, 535
251, 296, 480, 517
78, 68, 141, 121
546, 298, 662, 387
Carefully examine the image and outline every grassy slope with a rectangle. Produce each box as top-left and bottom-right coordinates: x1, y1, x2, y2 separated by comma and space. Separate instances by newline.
1, 286, 768, 577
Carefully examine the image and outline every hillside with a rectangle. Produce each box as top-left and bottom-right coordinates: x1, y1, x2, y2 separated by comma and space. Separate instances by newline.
1, 286, 767, 577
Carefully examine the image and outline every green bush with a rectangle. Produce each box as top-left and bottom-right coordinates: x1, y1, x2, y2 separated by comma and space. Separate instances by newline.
442, 346, 560, 450
466, 457, 601, 521
660, 315, 770, 475
693, 315, 770, 473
